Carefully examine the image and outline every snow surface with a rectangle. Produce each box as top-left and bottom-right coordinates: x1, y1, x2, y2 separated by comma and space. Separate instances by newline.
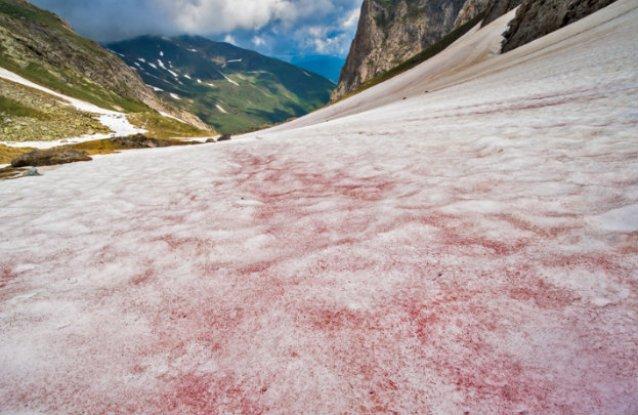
222, 73, 240, 86
0, 67, 143, 148
216, 104, 228, 114
1, 1, 637, 414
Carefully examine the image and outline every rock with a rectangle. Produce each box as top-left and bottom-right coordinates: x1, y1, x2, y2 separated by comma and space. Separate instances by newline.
25, 167, 41, 176
482, 0, 522, 26
111, 134, 163, 148
205, 134, 231, 143
110, 134, 194, 148
11, 149, 91, 168
0, 166, 41, 180
501, 0, 618, 52
454, 0, 491, 28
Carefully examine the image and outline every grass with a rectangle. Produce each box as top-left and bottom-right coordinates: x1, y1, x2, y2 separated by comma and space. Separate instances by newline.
0, 0, 150, 113
0, 95, 50, 120
336, 11, 487, 102
0, 134, 200, 166
63, 136, 197, 155
0, 143, 32, 164
127, 112, 211, 139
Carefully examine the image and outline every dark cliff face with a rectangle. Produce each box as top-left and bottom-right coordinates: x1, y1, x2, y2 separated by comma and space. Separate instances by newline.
482, 0, 522, 25
334, 0, 470, 100
502, 0, 619, 52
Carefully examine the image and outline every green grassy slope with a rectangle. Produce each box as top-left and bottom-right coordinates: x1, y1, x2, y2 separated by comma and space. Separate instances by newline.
108, 36, 336, 134
0, 0, 211, 140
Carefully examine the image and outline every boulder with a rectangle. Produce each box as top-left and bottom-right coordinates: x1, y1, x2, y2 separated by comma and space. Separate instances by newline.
11, 148, 91, 168
111, 134, 179, 148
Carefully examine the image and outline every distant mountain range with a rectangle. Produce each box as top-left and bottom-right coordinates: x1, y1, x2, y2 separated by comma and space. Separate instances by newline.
288, 55, 345, 84
108, 36, 336, 134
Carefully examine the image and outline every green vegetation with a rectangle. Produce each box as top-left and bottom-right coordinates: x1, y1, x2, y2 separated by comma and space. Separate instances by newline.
0, 95, 50, 120
337, 11, 487, 102
128, 112, 211, 139
63, 135, 197, 156
0, 0, 167, 114
0, 143, 31, 164
0, 78, 108, 142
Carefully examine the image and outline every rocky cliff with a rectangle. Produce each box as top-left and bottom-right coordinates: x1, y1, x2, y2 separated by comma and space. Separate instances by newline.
502, 0, 619, 52
335, 0, 620, 100
334, 0, 471, 99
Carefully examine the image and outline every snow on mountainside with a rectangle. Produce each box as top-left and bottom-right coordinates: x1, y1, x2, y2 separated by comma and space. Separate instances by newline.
0, 67, 144, 148
1, 0, 637, 413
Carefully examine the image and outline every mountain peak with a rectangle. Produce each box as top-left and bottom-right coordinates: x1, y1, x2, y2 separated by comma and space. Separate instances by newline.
108, 35, 335, 134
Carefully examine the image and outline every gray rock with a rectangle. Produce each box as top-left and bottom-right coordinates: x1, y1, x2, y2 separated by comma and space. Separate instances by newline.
482, 0, 522, 26
0, 166, 41, 180
455, 0, 491, 28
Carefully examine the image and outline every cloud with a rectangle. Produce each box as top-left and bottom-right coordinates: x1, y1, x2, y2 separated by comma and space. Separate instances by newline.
252, 36, 267, 47
341, 8, 361, 28
31, 0, 363, 56
224, 35, 238, 45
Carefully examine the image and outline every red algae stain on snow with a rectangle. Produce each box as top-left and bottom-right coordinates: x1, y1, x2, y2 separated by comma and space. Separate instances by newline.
0, 263, 15, 289
160, 373, 265, 415
130, 268, 155, 286
398, 290, 551, 413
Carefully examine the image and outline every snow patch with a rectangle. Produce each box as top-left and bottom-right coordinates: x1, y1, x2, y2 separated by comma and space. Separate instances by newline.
215, 104, 228, 114
588, 204, 638, 232
221, 73, 240, 86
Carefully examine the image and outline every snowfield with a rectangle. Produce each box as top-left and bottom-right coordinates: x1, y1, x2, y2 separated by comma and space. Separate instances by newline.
1, 1, 638, 414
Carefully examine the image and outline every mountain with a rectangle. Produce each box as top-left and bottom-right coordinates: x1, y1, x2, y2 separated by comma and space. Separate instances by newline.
0, 0, 209, 142
2, 1, 637, 412
333, 0, 468, 99
107, 36, 336, 134
289, 55, 345, 83
334, 0, 620, 100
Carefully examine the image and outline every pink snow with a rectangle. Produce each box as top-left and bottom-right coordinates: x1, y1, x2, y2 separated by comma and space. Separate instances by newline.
1, 1, 637, 414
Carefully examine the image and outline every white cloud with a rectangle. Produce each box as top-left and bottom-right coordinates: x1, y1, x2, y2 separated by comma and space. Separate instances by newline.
224, 34, 238, 45
341, 8, 360, 28
33, 0, 364, 56
252, 35, 267, 47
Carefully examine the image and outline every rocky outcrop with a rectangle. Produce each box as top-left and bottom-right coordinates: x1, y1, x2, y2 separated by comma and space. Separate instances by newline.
11, 148, 91, 167
502, 0, 619, 52
454, 0, 491, 27
482, 0, 522, 25
333, 0, 468, 100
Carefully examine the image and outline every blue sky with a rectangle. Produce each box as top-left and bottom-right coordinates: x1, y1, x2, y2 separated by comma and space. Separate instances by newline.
31, 0, 363, 58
